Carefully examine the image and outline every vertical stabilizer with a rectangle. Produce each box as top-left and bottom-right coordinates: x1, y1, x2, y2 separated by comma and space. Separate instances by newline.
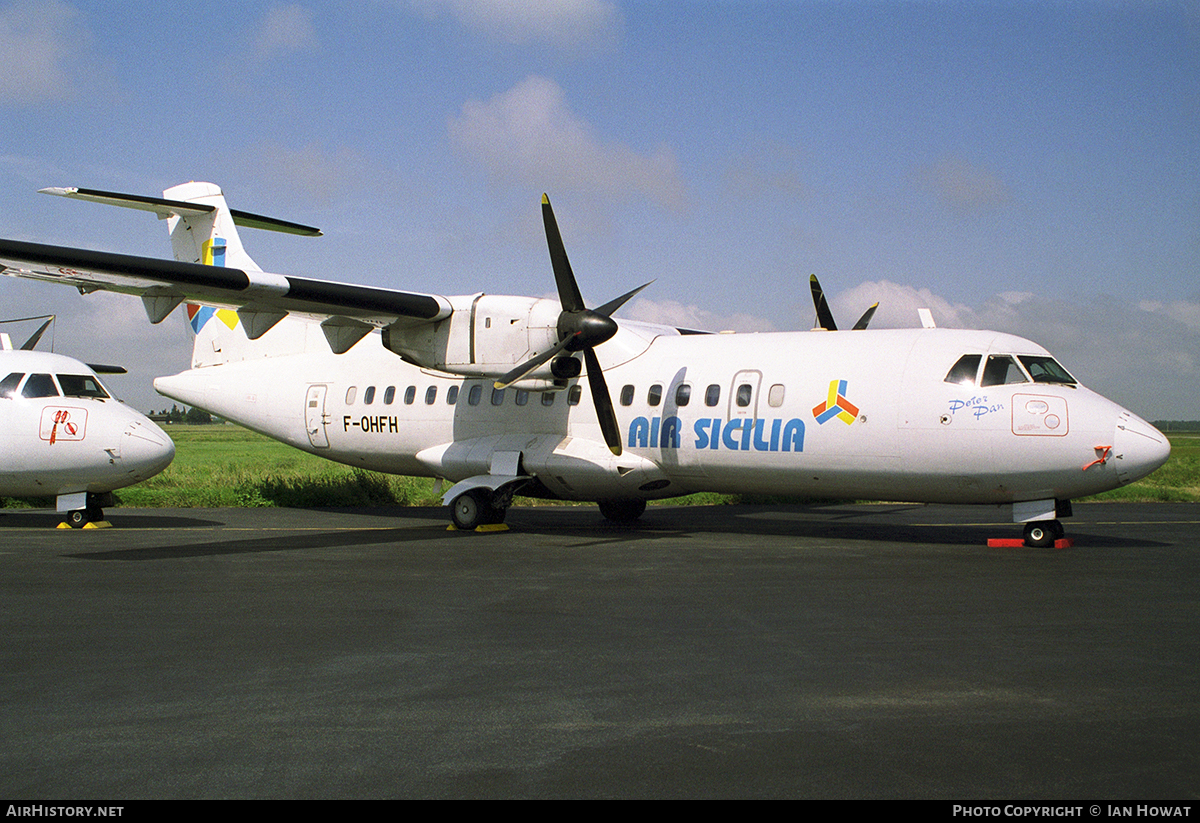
163, 182, 262, 272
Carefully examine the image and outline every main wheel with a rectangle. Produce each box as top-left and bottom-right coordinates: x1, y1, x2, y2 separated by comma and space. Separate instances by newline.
451, 489, 499, 530
1023, 520, 1060, 548
66, 509, 89, 528
598, 498, 647, 522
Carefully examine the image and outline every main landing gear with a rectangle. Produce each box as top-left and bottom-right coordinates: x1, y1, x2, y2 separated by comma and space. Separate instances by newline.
449, 488, 510, 531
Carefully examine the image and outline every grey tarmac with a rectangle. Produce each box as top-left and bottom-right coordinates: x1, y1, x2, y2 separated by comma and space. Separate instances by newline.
0, 502, 1197, 799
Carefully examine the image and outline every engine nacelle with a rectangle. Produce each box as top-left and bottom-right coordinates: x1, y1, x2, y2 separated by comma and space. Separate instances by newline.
381, 293, 570, 381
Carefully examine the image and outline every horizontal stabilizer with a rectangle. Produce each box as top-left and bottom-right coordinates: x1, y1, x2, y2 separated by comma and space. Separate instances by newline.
0, 238, 451, 326
39, 187, 322, 236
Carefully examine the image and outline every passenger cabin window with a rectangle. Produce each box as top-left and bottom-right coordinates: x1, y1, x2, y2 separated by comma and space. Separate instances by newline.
404, 386, 416, 404
620, 385, 634, 406
705, 384, 720, 407
468, 385, 482, 406
425, 387, 437, 405
57, 374, 108, 398
515, 390, 529, 406
491, 388, 505, 406
541, 392, 555, 407
735, 383, 753, 407
568, 385, 582, 406
944, 355, 982, 386
675, 384, 691, 406
768, 384, 785, 407
383, 386, 396, 404
647, 385, 662, 406
980, 355, 1028, 387
446, 385, 459, 405
364, 386, 376, 405
1, 373, 25, 398
1018, 356, 1076, 386
345, 386, 357, 404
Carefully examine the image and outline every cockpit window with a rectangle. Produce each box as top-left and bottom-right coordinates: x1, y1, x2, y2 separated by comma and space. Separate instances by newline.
980, 355, 1028, 387
944, 355, 981, 386
1017, 355, 1076, 386
21, 373, 60, 398
57, 374, 109, 398
0, 372, 24, 398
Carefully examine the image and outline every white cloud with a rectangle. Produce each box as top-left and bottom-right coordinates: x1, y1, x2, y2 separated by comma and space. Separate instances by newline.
240, 142, 374, 202
0, 0, 89, 104
252, 3, 318, 60
913, 155, 1012, 212
1138, 299, 1200, 331
448, 75, 685, 209
627, 297, 777, 334
829, 279, 976, 330
411, 0, 620, 50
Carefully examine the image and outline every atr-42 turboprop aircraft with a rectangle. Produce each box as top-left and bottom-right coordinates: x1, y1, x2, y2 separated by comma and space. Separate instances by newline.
0, 319, 175, 526
0, 183, 1171, 544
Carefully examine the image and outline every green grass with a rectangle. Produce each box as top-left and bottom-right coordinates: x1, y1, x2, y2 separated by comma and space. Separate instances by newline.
3, 425, 1196, 510
116, 424, 444, 508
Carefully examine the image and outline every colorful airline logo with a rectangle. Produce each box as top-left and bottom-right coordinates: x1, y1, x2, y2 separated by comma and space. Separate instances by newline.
185, 237, 238, 333
812, 379, 859, 425
202, 237, 227, 267
186, 304, 240, 334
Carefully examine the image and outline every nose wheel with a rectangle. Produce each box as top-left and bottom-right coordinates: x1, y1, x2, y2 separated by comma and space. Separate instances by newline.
1023, 520, 1064, 548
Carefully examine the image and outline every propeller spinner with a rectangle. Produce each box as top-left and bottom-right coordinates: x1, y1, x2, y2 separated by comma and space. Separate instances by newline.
494, 195, 650, 456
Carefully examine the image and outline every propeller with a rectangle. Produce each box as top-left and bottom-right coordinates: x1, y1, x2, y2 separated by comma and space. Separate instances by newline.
808, 274, 878, 331
494, 194, 651, 456
19, 316, 54, 350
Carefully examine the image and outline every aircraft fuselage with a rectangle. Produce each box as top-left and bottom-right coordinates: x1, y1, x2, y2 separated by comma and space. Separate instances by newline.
152, 319, 1168, 509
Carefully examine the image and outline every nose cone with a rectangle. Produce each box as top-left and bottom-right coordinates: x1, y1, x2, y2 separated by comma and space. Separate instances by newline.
121, 417, 176, 482
1113, 411, 1171, 486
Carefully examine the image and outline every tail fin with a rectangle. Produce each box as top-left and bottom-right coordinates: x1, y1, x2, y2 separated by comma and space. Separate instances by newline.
39, 182, 322, 368
163, 184, 283, 368
162, 182, 261, 271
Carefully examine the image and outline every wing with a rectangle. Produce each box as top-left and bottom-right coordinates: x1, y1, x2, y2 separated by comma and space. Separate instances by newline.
0, 238, 452, 350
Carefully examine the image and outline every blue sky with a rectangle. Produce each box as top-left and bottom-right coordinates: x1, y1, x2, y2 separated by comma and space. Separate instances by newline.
1, 0, 1197, 418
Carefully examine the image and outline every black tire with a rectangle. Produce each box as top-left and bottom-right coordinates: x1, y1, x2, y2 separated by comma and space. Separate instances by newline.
451, 489, 497, 530
1023, 521, 1059, 548
598, 498, 647, 522
66, 509, 88, 528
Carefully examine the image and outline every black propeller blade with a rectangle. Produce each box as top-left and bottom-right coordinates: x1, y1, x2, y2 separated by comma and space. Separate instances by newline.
851, 302, 879, 331
809, 275, 837, 331
495, 194, 651, 457
809, 274, 878, 331
19, 316, 54, 350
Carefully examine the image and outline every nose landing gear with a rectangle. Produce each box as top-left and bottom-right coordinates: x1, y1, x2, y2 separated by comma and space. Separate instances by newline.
1023, 519, 1065, 548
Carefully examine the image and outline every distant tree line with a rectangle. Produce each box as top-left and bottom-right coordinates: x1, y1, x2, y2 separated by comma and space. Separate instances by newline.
1152, 421, 1200, 432
151, 404, 214, 424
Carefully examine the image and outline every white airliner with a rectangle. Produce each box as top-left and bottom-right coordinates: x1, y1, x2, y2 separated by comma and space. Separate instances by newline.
0, 182, 1171, 544
0, 325, 175, 526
